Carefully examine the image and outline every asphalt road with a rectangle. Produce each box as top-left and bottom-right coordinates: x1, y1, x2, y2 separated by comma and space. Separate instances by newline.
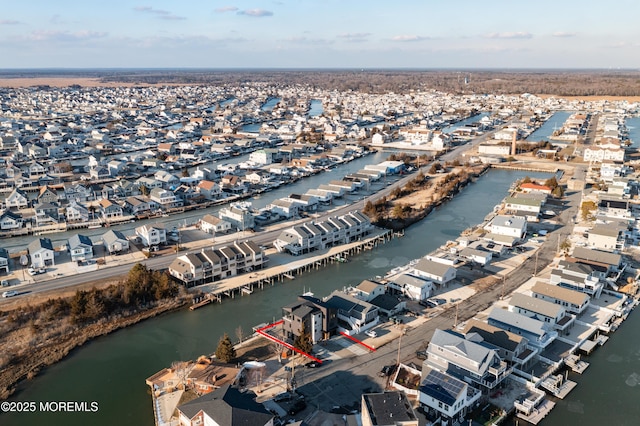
0, 119, 515, 303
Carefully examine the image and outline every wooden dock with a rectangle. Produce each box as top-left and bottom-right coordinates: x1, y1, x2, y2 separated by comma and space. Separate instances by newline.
516, 399, 556, 425
565, 354, 589, 374
188, 229, 395, 310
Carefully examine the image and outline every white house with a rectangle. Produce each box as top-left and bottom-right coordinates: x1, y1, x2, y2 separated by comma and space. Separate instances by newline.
412, 258, 456, 286
199, 214, 232, 234
135, 223, 167, 247
28, 238, 55, 268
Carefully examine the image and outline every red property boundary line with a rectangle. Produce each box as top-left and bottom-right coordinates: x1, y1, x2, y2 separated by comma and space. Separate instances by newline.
255, 320, 322, 363
339, 331, 376, 352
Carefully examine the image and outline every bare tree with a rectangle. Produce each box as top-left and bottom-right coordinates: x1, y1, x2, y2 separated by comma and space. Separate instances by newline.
171, 360, 192, 390
235, 325, 244, 344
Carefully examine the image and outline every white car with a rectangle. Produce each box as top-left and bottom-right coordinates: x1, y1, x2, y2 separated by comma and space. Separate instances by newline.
365, 330, 377, 338
27, 268, 37, 276
2, 290, 17, 298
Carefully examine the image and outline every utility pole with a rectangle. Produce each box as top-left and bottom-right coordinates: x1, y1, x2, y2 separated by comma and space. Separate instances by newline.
501, 274, 506, 300
534, 251, 539, 276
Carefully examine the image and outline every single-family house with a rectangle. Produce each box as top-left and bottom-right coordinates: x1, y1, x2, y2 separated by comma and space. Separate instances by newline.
484, 215, 527, 246
508, 293, 574, 332
324, 290, 379, 335
98, 198, 124, 219
388, 273, 433, 301
461, 319, 536, 367
0, 210, 23, 230
0, 248, 9, 274
412, 258, 456, 286
550, 260, 603, 298
362, 391, 419, 426
5, 188, 29, 209
28, 238, 55, 268
68, 234, 94, 261
103, 229, 130, 254
176, 385, 273, 426
199, 214, 232, 234
135, 223, 167, 247
487, 308, 557, 349
196, 180, 223, 200
66, 201, 89, 222
530, 282, 590, 315
419, 366, 481, 423
424, 328, 511, 391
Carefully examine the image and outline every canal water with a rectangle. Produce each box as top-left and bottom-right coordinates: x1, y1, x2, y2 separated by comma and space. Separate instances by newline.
308, 99, 323, 117
3, 169, 550, 426
442, 112, 490, 134
526, 111, 572, 142
0, 152, 388, 253
626, 116, 640, 146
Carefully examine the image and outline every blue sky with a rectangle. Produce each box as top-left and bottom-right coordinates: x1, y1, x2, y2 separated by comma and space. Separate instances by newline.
1, 0, 638, 69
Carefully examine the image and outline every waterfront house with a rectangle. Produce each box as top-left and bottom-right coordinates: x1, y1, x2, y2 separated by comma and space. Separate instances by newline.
459, 247, 492, 267
122, 196, 158, 216
28, 237, 55, 268
219, 202, 255, 231
89, 166, 110, 180
268, 199, 301, 218
570, 246, 622, 278
135, 223, 167, 247
28, 161, 47, 179
362, 391, 419, 426
324, 290, 379, 335
37, 185, 60, 204
587, 222, 626, 251
68, 234, 94, 262
519, 182, 552, 195
5, 188, 29, 209
388, 273, 434, 301
34, 202, 60, 225
65, 201, 89, 222
419, 366, 481, 423
424, 328, 511, 391
412, 258, 456, 287
461, 319, 537, 367
199, 214, 232, 234
508, 293, 574, 332
487, 308, 557, 349
550, 260, 603, 298
0, 248, 9, 274
136, 176, 163, 191
176, 384, 273, 426
102, 229, 129, 254
149, 188, 183, 210
282, 298, 330, 344
484, 215, 527, 246
196, 180, 223, 200
504, 196, 542, 219
98, 198, 124, 219
352, 279, 387, 303
530, 282, 590, 315
0, 210, 24, 230
154, 170, 180, 189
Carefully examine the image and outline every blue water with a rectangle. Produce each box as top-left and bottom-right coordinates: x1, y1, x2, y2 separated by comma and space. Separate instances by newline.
526, 111, 572, 142
442, 112, 490, 134
625, 116, 640, 146
261, 97, 280, 112
308, 99, 323, 117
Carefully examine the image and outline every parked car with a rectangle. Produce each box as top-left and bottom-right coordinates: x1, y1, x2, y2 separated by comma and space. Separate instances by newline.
305, 361, 321, 368
1, 279, 9, 287
416, 350, 428, 360
2, 290, 17, 298
379, 364, 397, 377
27, 268, 37, 276
365, 329, 377, 338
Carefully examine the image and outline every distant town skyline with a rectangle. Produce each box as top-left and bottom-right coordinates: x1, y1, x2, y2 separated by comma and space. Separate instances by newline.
1, 1, 639, 69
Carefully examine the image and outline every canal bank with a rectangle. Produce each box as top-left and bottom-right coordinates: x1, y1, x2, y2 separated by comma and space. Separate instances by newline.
2, 169, 551, 426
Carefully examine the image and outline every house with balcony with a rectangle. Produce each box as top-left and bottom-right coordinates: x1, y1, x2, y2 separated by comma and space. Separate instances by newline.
98, 198, 124, 219
550, 261, 603, 298
149, 188, 183, 210
65, 201, 89, 222
587, 222, 627, 251
324, 290, 379, 335
135, 223, 167, 247
530, 282, 590, 315
388, 273, 434, 301
5, 188, 29, 209
461, 319, 537, 368
484, 215, 527, 246
219, 202, 255, 231
424, 329, 512, 392
569, 246, 622, 280
508, 293, 574, 332
196, 180, 223, 200
0, 210, 24, 230
68, 234, 94, 262
281, 298, 331, 345
419, 366, 482, 423
488, 308, 558, 349
0, 248, 9, 274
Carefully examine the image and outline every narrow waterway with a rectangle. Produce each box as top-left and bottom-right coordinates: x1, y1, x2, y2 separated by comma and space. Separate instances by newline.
3, 168, 550, 426
0, 152, 387, 253
526, 111, 573, 142
442, 112, 490, 134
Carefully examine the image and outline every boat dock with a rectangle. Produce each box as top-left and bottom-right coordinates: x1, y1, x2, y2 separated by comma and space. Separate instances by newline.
191, 229, 397, 308
564, 354, 589, 374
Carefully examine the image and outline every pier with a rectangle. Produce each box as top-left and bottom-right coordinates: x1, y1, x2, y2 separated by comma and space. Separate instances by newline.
190, 229, 395, 308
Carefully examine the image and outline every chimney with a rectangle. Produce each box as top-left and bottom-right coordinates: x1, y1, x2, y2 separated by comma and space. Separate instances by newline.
511, 130, 517, 156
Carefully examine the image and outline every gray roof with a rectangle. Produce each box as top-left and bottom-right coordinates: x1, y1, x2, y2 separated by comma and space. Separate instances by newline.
461, 319, 525, 353
531, 282, 589, 306
571, 246, 621, 267
414, 258, 455, 278
103, 229, 127, 245
68, 234, 93, 249
428, 329, 497, 375
28, 237, 54, 253
488, 308, 548, 337
391, 273, 431, 288
178, 385, 272, 425
509, 293, 564, 319
491, 215, 527, 229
